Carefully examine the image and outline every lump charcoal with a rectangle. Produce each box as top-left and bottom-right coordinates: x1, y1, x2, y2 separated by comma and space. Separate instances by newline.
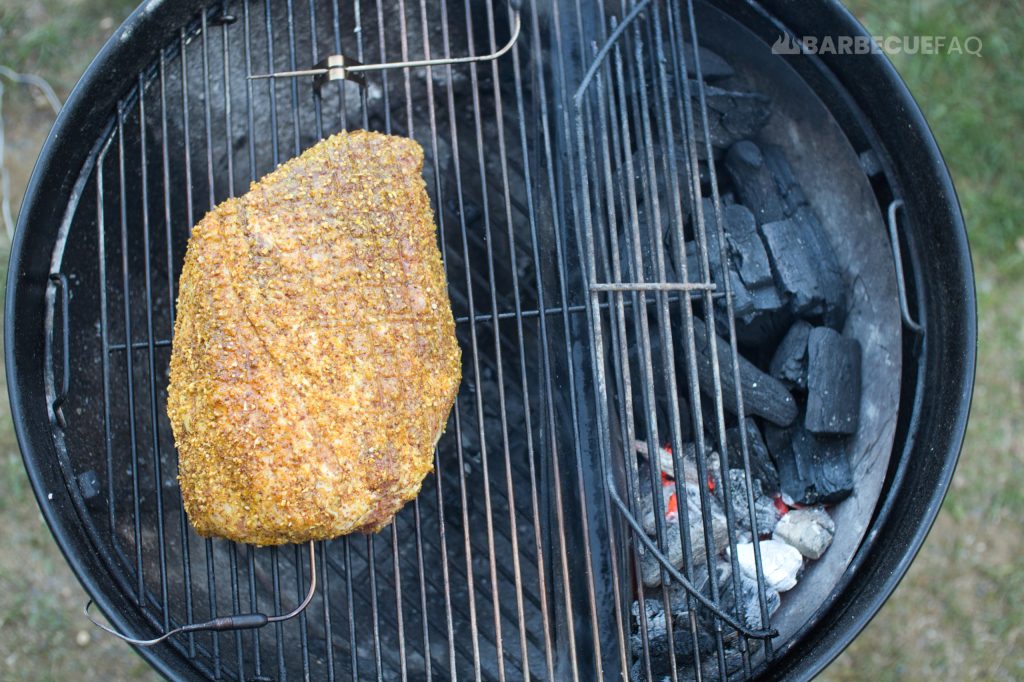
758, 147, 843, 314
686, 318, 798, 427
640, 481, 729, 588
724, 141, 788, 223
725, 418, 779, 492
770, 320, 813, 391
791, 205, 846, 327
692, 200, 728, 286
631, 567, 713, 632
632, 605, 670, 661
761, 144, 809, 214
773, 507, 835, 560
760, 217, 833, 319
726, 141, 845, 323
733, 539, 802, 592
692, 201, 783, 317
721, 469, 782, 536
722, 204, 786, 329
805, 328, 862, 435
766, 422, 854, 505
725, 142, 808, 221
629, 623, 716, 682
723, 203, 773, 290
693, 84, 772, 152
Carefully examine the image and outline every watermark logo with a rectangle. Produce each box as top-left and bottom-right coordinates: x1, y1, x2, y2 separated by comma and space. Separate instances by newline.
771, 33, 983, 57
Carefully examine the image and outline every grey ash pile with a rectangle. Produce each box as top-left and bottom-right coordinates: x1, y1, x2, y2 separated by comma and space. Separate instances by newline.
624, 44, 864, 681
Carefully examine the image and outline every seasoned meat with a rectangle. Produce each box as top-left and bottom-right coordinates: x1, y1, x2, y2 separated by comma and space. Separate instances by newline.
167, 130, 461, 546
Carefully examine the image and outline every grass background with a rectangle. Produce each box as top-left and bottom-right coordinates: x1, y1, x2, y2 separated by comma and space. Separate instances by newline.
0, 0, 1020, 679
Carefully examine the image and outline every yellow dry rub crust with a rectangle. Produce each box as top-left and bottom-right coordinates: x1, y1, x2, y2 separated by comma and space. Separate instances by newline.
166, 130, 461, 546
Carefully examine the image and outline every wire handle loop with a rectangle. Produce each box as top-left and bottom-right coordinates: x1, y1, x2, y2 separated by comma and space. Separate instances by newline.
86, 541, 317, 646
886, 199, 924, 334
248, 8, 521, 90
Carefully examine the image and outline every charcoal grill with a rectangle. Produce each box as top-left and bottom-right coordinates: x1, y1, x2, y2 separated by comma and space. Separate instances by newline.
7, 0, 974, 679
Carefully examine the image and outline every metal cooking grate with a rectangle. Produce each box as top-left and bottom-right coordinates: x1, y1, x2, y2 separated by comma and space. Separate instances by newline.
43, 0, 780, 678
568, 0, 779, 678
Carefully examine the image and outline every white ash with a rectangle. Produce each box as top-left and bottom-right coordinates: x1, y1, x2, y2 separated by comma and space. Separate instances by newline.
773, 506, 835, 560
640, 481, 730, 588
720, 469, 782, 536
718, 574, 781, 631
732, 539, 803, 592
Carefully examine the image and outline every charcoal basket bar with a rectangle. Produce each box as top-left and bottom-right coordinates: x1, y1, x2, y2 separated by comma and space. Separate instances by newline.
569, 2, 777, 680
8, 0, 975, 679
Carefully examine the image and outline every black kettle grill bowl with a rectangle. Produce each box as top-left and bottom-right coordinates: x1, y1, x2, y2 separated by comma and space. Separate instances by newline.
6, 0, 974, 679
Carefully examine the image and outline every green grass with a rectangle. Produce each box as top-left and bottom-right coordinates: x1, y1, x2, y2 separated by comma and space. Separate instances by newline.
0, 0, 139, 95
0, 0, 1021, 679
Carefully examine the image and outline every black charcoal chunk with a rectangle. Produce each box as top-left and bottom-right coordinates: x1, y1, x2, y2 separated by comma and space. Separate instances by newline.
805, 328, 862, 435
790, 205, 846, 326
726, 141, 845, 324
724, 142, 812, 223
726, 418, 779, 492
770, 320, 813, 391
691, 204, 776, 292
760, 217, 831, 318
724, 141, 788, 223
630, 619, 716, 682
761, 144, 809, 214
723, 204, 785, 325
723, 203, 773, 289
766, 422, 853, 505
690, 200, 785, 344
695, 85, 772, 152
688, 318, 799, 427
693, 199, 729, 285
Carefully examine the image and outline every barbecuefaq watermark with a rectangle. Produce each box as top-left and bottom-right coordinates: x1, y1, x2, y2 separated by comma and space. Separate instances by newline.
771, 33, 983, 57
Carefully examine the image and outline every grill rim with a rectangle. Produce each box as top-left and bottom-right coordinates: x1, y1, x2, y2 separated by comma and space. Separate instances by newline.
730, 0, 977, 676
6, 3, 256, 679
5, 0, 975, 680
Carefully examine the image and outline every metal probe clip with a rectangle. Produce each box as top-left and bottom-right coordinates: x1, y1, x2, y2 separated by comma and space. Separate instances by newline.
85, 541, 317, 647
249, 0, 522, 91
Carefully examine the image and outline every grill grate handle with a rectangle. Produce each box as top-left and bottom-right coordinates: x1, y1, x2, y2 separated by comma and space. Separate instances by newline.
85, 541, 316, 647
248, 4, 522, 90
